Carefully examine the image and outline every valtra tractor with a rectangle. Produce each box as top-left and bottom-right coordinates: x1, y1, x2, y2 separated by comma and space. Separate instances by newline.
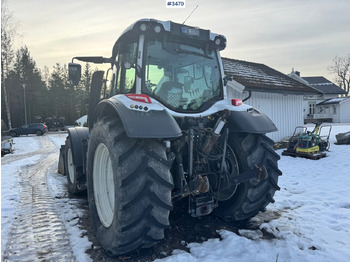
58, 19, 282, 256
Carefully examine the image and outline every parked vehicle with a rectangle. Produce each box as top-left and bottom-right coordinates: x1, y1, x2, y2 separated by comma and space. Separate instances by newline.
1, 137, 13, 156
45, 116, 66, 131
9, 123, 48, 137
336, 131, 350, 144
58, 19, 281, 256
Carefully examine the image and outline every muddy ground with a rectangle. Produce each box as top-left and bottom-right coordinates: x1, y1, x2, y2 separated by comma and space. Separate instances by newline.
78, 196, 276, 262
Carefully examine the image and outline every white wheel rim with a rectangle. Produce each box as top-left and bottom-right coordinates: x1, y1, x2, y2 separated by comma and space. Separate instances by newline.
93, 143, 115, 227
67, 148, 75, 184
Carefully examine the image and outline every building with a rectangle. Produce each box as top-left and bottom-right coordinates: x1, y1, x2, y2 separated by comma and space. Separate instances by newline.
288, 71, 347, 122
315, 97, 350, 123
222, 57, 321, 142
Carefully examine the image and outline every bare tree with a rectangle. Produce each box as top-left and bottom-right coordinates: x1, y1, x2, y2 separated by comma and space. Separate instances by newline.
328, 54, 350, 96
1, 0, 19, 128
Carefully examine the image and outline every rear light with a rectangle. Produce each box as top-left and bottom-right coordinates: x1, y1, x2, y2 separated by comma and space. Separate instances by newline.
125, 94, 151, 104
43, 124, 47, 129
231, 99, 242, 106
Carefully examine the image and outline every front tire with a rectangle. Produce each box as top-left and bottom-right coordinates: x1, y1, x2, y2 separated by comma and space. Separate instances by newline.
87, 117, 173, 256
214, 133, 281, 222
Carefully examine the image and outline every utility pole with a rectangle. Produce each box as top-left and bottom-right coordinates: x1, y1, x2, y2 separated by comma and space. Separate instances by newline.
23, 84, 27, 125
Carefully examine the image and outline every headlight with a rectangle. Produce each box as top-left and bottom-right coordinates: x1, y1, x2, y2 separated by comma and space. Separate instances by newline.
140, 23, 147, 31
154, 25, 161, 33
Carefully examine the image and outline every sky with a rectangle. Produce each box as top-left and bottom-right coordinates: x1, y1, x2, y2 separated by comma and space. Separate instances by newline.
7, 0, 350, 81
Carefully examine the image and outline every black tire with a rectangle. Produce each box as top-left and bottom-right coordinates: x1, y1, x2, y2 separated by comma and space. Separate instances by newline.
36, 130, 43, 136
65, 137, 85, 195
214, 133, 281, 222
87, 117, 173, 256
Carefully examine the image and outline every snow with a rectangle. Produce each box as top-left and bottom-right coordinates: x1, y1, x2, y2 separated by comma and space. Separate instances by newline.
2, 124, 350, 261
1, 154, 41, 252
319, 97, 350, 105
223, 58, 298, 88
11, 136, 41, 155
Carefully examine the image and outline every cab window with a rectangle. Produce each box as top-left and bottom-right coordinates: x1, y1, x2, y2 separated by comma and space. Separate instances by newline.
115, 41, 138, 94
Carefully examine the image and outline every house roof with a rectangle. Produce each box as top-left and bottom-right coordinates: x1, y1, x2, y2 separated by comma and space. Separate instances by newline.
222, 57, 320, 95
317, 97, 350, 106
302, 76, 347, 95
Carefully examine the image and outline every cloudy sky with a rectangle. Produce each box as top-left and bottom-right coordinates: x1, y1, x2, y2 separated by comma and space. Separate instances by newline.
8, 0, 350, 80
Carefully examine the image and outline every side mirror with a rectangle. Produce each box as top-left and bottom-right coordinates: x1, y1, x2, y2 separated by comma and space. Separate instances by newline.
69, 63, 81, 86
124, 61, 133, 69
223, 75, 233, 86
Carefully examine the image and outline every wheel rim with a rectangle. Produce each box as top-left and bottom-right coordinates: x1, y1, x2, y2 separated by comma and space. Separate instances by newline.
93, 143, 115, 227
218, 148, 239, 201
211, 145, 239, 201
67, 148, 75, 184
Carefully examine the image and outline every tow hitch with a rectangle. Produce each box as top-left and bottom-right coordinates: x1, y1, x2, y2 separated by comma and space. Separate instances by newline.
233, 165, 268, 185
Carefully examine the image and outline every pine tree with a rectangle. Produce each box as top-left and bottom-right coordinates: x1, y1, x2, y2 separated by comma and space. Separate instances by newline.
6, 46, 47, 127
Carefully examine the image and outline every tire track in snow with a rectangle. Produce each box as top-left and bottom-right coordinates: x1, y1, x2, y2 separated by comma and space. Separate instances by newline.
1, 134, 57, 165
2, 136, 76, 261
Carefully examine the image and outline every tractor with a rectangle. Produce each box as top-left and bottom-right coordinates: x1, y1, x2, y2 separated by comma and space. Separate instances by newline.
58, 19, 281, 256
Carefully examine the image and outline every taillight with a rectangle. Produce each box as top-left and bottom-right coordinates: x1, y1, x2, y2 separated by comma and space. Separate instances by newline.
43, 124, 47, 129
125, 94, 151, 104
231, 99, 242, 106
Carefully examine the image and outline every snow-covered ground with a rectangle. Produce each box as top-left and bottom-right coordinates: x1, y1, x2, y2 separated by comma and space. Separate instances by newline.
1, 124, 350, 261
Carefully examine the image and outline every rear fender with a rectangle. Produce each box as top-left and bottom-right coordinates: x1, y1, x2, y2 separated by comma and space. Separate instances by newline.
58, 145, 66, 175
92, 96, 182, 138
66, 127, 89, 167
227, 108, 277, 134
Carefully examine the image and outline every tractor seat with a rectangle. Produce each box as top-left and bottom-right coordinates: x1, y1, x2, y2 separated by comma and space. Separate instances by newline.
156, 81, 184, 108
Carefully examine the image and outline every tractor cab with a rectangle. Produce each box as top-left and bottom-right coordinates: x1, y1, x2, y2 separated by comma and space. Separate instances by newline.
110, 19, 227, 113
69, 19, 227, 114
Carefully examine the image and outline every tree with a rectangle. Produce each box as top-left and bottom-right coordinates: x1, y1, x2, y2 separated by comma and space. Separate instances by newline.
1, 0, 18, 128
6, 46, 48, 127
75, 63, 93, 116
48, 63, 81, 124
328, 54, 350, 96
48, 63, 68, 118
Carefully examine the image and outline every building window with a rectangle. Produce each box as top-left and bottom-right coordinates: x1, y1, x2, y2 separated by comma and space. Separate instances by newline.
333, 106, 337, 114
309, 102, 315, 115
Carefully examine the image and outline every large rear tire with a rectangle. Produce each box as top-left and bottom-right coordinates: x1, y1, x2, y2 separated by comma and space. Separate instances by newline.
87, 117, 173, 256
214, 133, 281, 222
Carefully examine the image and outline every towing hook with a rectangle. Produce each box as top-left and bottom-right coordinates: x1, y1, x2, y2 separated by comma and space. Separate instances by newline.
254, 165, 268, 181
194, 175, 210, 194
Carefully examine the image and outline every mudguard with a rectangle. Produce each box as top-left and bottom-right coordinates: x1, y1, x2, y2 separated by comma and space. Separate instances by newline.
93, 97, 182, 138
58, 145, 66, 175
227, 108, 277, 134
66, 126, 89, 166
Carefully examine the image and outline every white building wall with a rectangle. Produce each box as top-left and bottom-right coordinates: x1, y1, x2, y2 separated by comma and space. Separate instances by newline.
340, 100, 350, 123
227, 88, 303, 142
303, 95, 325, 120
